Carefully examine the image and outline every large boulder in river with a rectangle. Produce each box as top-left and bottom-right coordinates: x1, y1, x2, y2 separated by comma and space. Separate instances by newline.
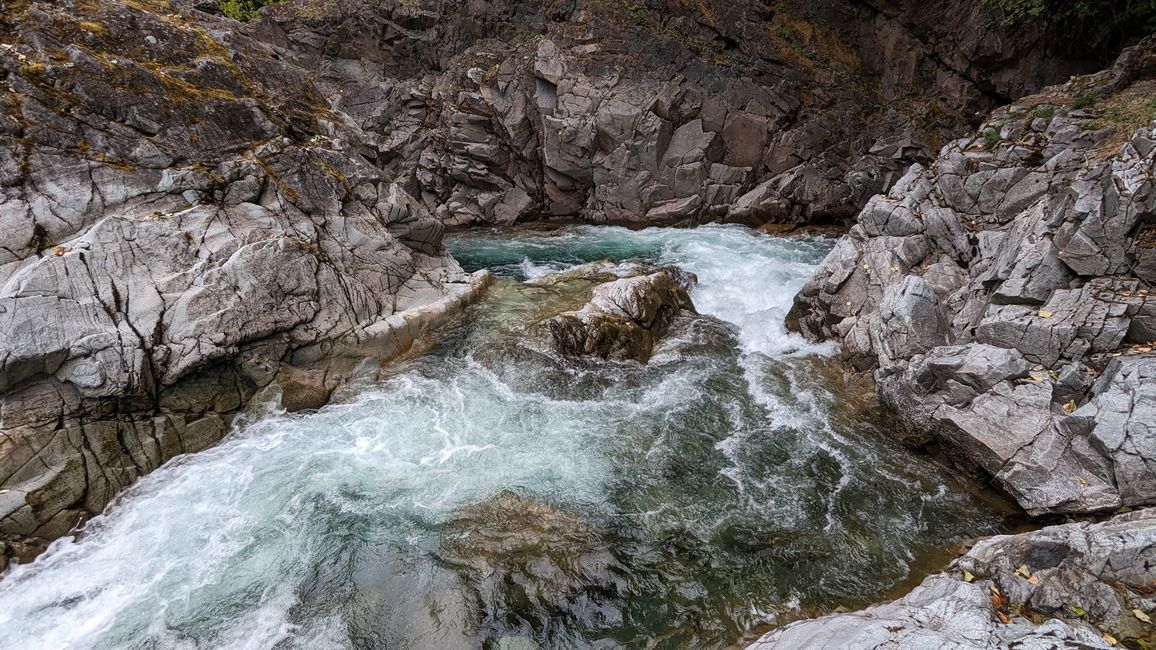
535, 262, 697, 362
787, 40, 1156, 516
749, 508, 1156, 649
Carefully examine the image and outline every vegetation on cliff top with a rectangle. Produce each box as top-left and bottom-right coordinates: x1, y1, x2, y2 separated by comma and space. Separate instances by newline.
982, 0, 1156, 55
216, 0, 282, 21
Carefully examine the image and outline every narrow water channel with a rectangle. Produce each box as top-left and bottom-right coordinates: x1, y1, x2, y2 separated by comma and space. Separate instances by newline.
0, 225, 1009, 649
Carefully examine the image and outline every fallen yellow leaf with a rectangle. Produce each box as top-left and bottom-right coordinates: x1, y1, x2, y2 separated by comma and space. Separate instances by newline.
1064, 400, 1077, 414
1038, 309, 1055, 318
1104, 633, 1119, 646
1027, 575, 1041, 585
1134, 608, 1152, 623
962, 569, 975, 582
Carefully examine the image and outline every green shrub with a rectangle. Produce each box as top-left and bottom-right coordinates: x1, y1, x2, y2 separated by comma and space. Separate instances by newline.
217, 0, 283, 22
981, 0, 1156, 55
625, 1, 647, 25
983, 127, 1001, 149
1072, 91, 1100, 109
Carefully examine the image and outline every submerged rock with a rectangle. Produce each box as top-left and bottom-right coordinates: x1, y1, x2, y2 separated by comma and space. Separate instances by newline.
749, 508, 1156, 649
437, 490, 625, 642
536, 262, 697, 362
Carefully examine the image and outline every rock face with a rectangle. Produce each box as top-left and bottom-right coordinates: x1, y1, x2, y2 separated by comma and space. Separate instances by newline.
788, 40, 1156, 516
249, 0, 1104, 228
749, 508, 1156, 649
0, 0, 490, 564
535, 262, 697, 362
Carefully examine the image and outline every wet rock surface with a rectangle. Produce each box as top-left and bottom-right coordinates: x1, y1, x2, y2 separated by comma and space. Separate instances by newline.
788, 39, 1156, 517
438, 490, 625, 644
750, 508, 1156, 649
535, 262, 697, 361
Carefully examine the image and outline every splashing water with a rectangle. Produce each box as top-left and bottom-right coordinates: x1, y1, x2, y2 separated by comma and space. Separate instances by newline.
0, 225, 1008, 649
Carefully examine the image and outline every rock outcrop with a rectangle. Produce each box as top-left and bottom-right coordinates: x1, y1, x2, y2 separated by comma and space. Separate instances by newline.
247, 0, 1105, 228
788, 39, 1156, 516
534, 261, 697, 361
0, 0, 490, 564
18, 0, 1090, 562
749, 508, 1156, 649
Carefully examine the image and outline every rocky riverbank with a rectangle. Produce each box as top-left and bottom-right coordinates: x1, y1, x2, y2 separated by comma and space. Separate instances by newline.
3, 0, 1156, 644
751, 508, 1156, 648
788, 37, 1156, 517
0, 0, 494, 564
249, 0, 1100, 228
755, 36, 1156, 648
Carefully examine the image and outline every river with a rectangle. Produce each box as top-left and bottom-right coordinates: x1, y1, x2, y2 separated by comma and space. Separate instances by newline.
0, 225, 1009, 649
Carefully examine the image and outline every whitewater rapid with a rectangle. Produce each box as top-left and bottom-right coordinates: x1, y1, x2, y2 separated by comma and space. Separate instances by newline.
0, 225, 1006, 649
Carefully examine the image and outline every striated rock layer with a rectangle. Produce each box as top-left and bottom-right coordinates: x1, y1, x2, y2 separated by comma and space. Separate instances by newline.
0, 0, 491, 564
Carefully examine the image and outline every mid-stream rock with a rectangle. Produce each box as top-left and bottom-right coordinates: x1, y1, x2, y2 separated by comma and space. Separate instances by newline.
788, 39, 1156, 516
534, 262, 697, 362
749, 508, 1156, 649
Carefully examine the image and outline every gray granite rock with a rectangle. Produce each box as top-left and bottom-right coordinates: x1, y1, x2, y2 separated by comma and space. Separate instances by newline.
537, 263, 697, 362
248, 0, 1100, 228
0, 0, 492, 562
789, 40, 1156, 516
749, 509, 1156, 649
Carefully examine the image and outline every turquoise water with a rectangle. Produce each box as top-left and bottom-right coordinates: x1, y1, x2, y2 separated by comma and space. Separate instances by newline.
0, 225, 1007, 649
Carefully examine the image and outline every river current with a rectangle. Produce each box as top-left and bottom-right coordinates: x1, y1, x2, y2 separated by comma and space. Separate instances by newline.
0, 225, 1008, 649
